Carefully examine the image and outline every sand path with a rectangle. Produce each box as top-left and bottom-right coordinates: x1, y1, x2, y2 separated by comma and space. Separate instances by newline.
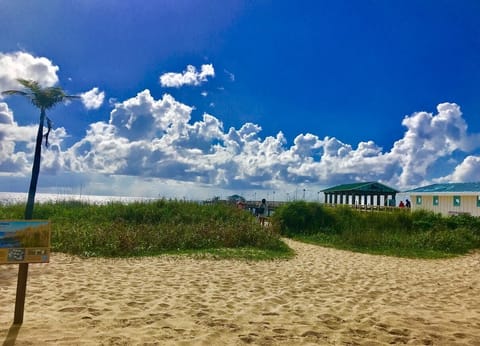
1, 239, 479, 345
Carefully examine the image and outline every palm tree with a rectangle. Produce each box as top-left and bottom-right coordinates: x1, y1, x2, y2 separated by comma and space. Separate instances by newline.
2, 79, 79, 219
2, 79, 78, 324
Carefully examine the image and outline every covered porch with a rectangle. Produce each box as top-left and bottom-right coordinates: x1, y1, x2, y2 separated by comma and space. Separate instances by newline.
322, 182, 399, 207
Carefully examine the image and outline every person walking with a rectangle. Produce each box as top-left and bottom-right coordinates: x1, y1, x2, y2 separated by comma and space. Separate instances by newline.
257, 198, 268, 226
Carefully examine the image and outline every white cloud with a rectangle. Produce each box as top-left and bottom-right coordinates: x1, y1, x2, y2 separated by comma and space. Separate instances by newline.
3, 92, 480, 199
159, 64, 215, 88
0, 102, 14, 125
0, 52, 59, 94
386, 102, 479, 188
0, 102, 33, 174
80, 87, 105, 110
439, 156, 480, 182
109, 89, 193, 141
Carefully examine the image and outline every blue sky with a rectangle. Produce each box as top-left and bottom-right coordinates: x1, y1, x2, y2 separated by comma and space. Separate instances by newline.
1, 0, 480, 201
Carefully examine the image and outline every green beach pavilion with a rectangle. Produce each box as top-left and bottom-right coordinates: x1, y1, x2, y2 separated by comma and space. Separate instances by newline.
322, 182, 399, 207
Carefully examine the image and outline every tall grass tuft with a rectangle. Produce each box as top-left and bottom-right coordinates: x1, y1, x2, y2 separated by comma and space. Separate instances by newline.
0, 200, 292, 259
271, 201, 480, 258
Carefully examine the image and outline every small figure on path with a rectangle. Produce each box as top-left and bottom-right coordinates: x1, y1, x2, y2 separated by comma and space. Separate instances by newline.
405, 199, 411, 208
257, 198, 268, 226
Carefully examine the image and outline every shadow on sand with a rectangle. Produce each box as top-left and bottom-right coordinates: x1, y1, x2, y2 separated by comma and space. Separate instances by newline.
2, 324, 20, 346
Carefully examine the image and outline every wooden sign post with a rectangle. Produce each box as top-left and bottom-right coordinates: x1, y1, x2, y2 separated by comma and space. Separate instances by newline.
14, 263, 29, 324
0, 220, 51, 324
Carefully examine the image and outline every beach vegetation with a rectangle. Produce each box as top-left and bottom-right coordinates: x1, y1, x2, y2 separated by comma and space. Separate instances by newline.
271, 201, 480, 258
0, 200, 293, 260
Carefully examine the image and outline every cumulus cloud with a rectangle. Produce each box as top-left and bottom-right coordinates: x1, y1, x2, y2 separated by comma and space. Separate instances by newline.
109, 90, 193, 141
159, 64, 215, 88
3, 89, 480, 198
386, 102, 480, 188
0, 52, 59, 94
0, 102, 34, 173
439, 156, 480, 182
80, 87, 105, 109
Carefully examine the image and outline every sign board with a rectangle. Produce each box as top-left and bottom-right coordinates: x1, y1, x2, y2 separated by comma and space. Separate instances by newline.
0, 220, 50, 264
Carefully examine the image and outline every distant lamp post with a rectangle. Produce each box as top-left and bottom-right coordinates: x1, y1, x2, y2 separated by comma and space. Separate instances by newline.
303, 188, 306, 200
317, 191, 320, 202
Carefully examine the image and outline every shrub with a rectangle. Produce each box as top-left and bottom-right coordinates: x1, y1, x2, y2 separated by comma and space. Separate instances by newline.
272, 202, 480, 257
271, 201, 335, 236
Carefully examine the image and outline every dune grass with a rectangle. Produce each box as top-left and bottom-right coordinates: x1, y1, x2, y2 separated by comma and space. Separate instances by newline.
4, 198, 479, 260
0, 200, 294, 260
271, 201, 480, 259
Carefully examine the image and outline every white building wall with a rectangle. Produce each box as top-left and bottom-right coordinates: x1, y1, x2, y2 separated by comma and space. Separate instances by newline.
410, 194, 480, 216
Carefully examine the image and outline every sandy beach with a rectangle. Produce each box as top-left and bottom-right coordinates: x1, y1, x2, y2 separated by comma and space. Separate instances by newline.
1, 239, 479, 345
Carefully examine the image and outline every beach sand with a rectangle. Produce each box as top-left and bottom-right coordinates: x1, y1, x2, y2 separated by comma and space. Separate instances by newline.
1, 239, 479, 345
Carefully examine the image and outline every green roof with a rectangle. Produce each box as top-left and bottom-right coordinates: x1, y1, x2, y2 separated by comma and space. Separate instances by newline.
407, 183, 480, 193
322, 182, 399, 194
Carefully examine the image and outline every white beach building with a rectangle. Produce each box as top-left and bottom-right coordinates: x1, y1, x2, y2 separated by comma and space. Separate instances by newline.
407, 183, 480, 216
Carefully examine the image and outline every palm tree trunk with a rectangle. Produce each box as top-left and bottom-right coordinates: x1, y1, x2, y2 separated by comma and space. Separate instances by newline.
15, 108, 45, 324
24, 108, 45, 220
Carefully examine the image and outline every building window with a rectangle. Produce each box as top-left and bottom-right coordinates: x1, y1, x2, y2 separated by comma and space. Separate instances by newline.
416, 196, 422, 205
433, 196, 439, 206
453, 196, 461, 207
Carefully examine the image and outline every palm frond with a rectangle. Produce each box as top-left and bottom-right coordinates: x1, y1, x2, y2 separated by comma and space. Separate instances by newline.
16, 79, 41, 92
2, 78, 79, 110
1, 90, 28, 96
65, 95, 81, 100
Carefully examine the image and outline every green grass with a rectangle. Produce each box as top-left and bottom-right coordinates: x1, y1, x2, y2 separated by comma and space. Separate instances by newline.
0, 200, 294, 260
271, 201, 480, 259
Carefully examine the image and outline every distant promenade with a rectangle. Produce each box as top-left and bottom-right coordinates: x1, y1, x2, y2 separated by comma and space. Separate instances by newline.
240, 200, 406, 215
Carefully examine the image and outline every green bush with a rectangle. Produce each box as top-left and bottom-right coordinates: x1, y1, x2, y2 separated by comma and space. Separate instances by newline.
272, 202, 480, 258
271, 201, 335, 236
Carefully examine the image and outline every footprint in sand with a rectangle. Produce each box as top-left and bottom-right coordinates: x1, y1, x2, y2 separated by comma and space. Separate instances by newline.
388, 327, 411, 337
238, 334, 257, 343
317, 313, 345, 330
58, 306, 86, 313
452, 332, 467, 339
301, 330, 324, 339
261, 312, 279, 316
272, 328, 288, 334
196, 311, 208, 318
87, 307, 102, 316
126, 301, 145, 308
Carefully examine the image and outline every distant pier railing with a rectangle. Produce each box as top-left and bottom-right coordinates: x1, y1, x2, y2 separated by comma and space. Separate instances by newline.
322, 203, 408, 212
206, 199, 408, 214
245, 201, 408, 215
